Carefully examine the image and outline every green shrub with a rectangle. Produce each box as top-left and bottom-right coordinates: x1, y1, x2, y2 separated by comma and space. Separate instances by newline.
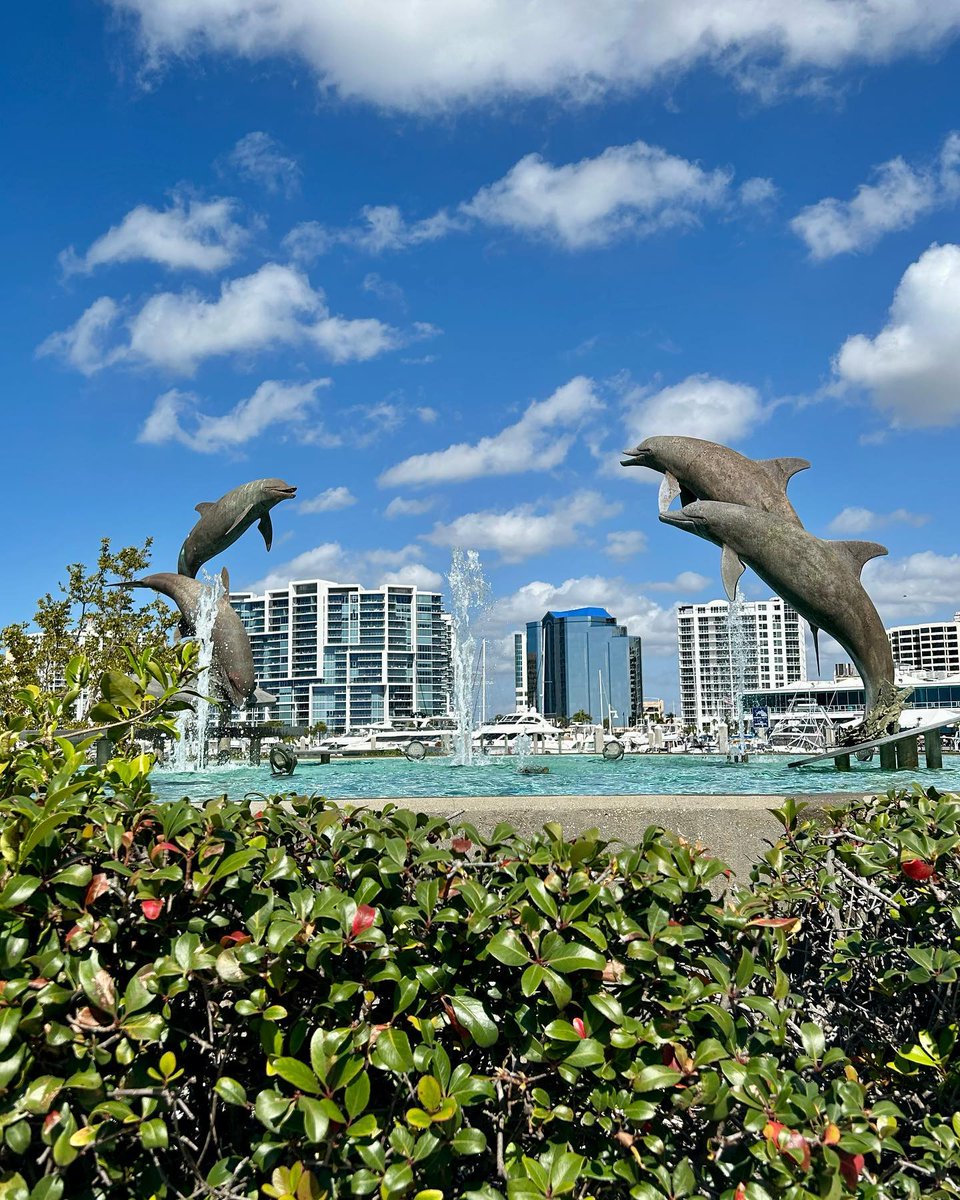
0, 658, 956, 1198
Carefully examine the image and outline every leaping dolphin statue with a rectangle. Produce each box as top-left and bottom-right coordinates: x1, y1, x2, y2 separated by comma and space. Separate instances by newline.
659, 500, 902, 738
621, 436, 809, 523
115, 571, 255, 707
177, 478, 297, 578
620, 436, 826, 665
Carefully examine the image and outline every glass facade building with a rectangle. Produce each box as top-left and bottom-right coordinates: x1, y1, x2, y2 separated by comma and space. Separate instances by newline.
523, 608, 641, 726
230, 579, 451, 731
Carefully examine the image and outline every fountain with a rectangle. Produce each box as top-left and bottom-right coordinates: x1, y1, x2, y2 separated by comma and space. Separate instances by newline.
169, 571, 224, 771
726, 587, 750, 762
447, 548, 489, 767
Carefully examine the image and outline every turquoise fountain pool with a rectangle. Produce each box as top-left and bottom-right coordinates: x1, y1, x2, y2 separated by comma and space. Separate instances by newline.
150, 752, 960, 803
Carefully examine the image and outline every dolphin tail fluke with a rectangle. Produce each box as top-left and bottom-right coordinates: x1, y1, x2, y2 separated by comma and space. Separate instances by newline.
810, 624, 821, 674
759, 457, 811, 492
721, 544, 745, 601
258, 513, 274, 551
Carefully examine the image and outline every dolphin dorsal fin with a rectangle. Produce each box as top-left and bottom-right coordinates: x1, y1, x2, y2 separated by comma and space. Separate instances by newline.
759, 457, 811, 491
721, 544, 745, 601
195, 502, 214, 514
836, 540, 888, 576
220, 567, 231, 593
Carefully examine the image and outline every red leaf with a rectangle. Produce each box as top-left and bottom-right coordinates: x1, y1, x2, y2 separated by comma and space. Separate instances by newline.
572, 1017, 587, 1039
220, 931, 252, 947
451, 836, 472, 855
42, 1111, 60, 1135
140, 898, 163, 920
84, 874, 109, 907
351, 904, 377, 938
661, 1044, 680, 1071
150, 841, 181, 860
839, 1151, 865, 1188
65, 925, 83, 945
902, 858, 935, 882
734, 1186, 747, 1200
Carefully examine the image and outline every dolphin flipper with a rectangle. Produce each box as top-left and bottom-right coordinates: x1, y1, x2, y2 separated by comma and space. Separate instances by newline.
759, 457, 811, 492
810, 624, 821, 674
658, 472, 680, 514
258, 513, 274, 551
721, 544, 745, 601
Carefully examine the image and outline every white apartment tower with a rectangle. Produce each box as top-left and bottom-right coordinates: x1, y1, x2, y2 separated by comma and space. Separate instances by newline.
677, 598, 807, 728
230, 579, 452, 731
888, 615, 960, 676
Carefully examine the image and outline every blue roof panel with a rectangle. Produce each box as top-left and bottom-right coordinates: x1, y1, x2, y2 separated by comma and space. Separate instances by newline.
547, 607, 613, 619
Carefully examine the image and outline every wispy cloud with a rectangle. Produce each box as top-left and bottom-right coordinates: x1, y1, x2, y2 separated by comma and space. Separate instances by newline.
380, 376, 601, 487
137, 378, 330, 454
828, 506, 929, 534
792, 132, 960, 260
299, 486, 357, 514
60, 195, 246, 275
226, 131, 301, 196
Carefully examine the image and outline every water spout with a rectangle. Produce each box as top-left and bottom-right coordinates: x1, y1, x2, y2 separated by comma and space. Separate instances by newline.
447, 549, 488, 766
169, 571, 224, 771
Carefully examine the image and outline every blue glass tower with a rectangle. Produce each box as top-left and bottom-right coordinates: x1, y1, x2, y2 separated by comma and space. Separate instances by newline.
524, 607, 640, 726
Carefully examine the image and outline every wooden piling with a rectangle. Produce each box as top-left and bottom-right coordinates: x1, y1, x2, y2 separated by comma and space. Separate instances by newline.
878, 742, 897, 770
924, 729, 944, 769
834, 753, 851, 771
896, 736, 919, 771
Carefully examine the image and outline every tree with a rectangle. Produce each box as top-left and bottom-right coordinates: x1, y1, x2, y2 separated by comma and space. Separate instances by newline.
0, 537, 178, 718
571, 708, 592, 724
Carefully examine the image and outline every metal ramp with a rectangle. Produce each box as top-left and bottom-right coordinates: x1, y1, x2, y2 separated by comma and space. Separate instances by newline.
788, 716, 953, 769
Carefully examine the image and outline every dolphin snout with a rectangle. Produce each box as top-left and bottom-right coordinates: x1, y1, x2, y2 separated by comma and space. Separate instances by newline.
620, 446, 657, 469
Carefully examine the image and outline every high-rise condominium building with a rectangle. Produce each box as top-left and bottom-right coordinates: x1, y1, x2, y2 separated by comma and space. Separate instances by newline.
230, 580, 451, 731
887, 615, 960, 676
677, 598, 806, 728
521, 608, 642, 726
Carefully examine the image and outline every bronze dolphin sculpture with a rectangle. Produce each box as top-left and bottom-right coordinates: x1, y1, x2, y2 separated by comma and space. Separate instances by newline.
116, 570, 255, 707
621, 436, 824, 663
621, 436, 809, 523
177, 478, 297, 578
660, 500, 901, 737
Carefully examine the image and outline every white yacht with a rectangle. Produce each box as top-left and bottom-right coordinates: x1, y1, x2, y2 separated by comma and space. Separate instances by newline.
475, 709, 565, 747
316, 715, 457, 755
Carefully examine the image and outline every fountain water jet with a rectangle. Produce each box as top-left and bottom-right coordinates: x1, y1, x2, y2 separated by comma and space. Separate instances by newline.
727, 587, 750, 760
169, 571, 224, 771
447, 549, 489, 766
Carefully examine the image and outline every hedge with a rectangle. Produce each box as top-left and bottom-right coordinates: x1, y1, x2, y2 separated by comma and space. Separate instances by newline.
0, 654, 957, 1198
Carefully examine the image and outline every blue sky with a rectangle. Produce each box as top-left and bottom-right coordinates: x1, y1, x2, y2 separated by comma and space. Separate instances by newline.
5, 1, 960, 712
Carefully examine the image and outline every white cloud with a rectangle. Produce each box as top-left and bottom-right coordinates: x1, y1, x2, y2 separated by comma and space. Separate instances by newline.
605, 530, 648, 559
137, 379, 329, 454
299, 486, 357, 514
463, 141, 736, 248
112, 0, 960, 112
834, 242, 960, 426
41, 264, 405, 375
380, 376, 601, 487
385, 496, 435, 519
36, 297, 124, 375
326, 141, 764, 254
282, 221, 331, 263
363, 272, 406, 305
645, 570, 711, 593
417, 406, 438, 423
792, 133, 960, 259
227, 132, 301, 196
60, 196, 245, 275
620, 374, 765, 482
828, 506, 929, 534
248, 540, 438, 593
489, 575, 678, 656
380, 564, 445, 590
425, 490, 614, 562
863, 551, 960, 619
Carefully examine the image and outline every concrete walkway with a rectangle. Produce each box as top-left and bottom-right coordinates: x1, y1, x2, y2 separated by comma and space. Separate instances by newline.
364, 792, 874, 880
